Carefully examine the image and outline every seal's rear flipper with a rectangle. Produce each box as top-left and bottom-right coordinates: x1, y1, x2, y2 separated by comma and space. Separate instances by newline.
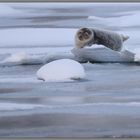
121, 34, 129, 42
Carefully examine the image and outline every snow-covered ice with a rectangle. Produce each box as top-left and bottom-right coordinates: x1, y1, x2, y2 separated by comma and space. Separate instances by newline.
72, 46, 135, 63
37, 59, 86, 82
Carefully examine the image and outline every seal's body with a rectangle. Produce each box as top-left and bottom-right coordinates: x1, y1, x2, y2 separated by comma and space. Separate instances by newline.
75, 28, 129, 51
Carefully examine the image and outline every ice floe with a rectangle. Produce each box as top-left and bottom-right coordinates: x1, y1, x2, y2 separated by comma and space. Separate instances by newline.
37, 59, 86, 82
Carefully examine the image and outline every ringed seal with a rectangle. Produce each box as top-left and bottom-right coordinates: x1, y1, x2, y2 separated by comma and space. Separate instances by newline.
75, 27, 129, 51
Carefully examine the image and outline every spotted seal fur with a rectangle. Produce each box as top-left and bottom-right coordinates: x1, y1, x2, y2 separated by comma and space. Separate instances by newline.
75, 27, 129, 51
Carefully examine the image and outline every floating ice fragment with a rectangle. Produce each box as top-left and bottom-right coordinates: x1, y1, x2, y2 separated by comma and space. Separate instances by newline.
37, 59, 86, 82
2, 52, 29, 63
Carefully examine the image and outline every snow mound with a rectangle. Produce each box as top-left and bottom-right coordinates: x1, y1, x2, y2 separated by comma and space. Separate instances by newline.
37, 59, 86, 82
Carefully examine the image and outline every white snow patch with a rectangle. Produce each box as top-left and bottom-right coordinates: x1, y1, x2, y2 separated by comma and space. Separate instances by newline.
37, 59, 86, 82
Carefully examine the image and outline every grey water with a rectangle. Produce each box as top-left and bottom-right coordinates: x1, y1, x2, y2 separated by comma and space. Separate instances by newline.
1, 3, 140, 138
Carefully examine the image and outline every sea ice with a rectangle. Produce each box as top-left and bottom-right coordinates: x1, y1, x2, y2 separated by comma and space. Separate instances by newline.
2, 52, 29, 63
0, 51, 45, 66
72, 46, 135, 63
36, 59, 86, 82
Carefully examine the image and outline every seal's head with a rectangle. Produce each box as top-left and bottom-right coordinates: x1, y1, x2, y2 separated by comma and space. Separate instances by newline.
75, 28, 94, 48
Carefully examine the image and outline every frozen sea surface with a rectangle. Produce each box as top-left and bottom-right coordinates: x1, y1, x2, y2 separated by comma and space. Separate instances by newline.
1, 63, 140, 137
1, 3, 140, 138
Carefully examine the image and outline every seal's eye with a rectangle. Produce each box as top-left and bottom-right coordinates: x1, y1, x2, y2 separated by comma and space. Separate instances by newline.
78, 35, 83, 41
78, 31, 82, 34
83, 31, 90, 39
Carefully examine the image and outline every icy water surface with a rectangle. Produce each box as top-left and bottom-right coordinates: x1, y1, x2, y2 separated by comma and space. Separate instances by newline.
1, 3, 140, 137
